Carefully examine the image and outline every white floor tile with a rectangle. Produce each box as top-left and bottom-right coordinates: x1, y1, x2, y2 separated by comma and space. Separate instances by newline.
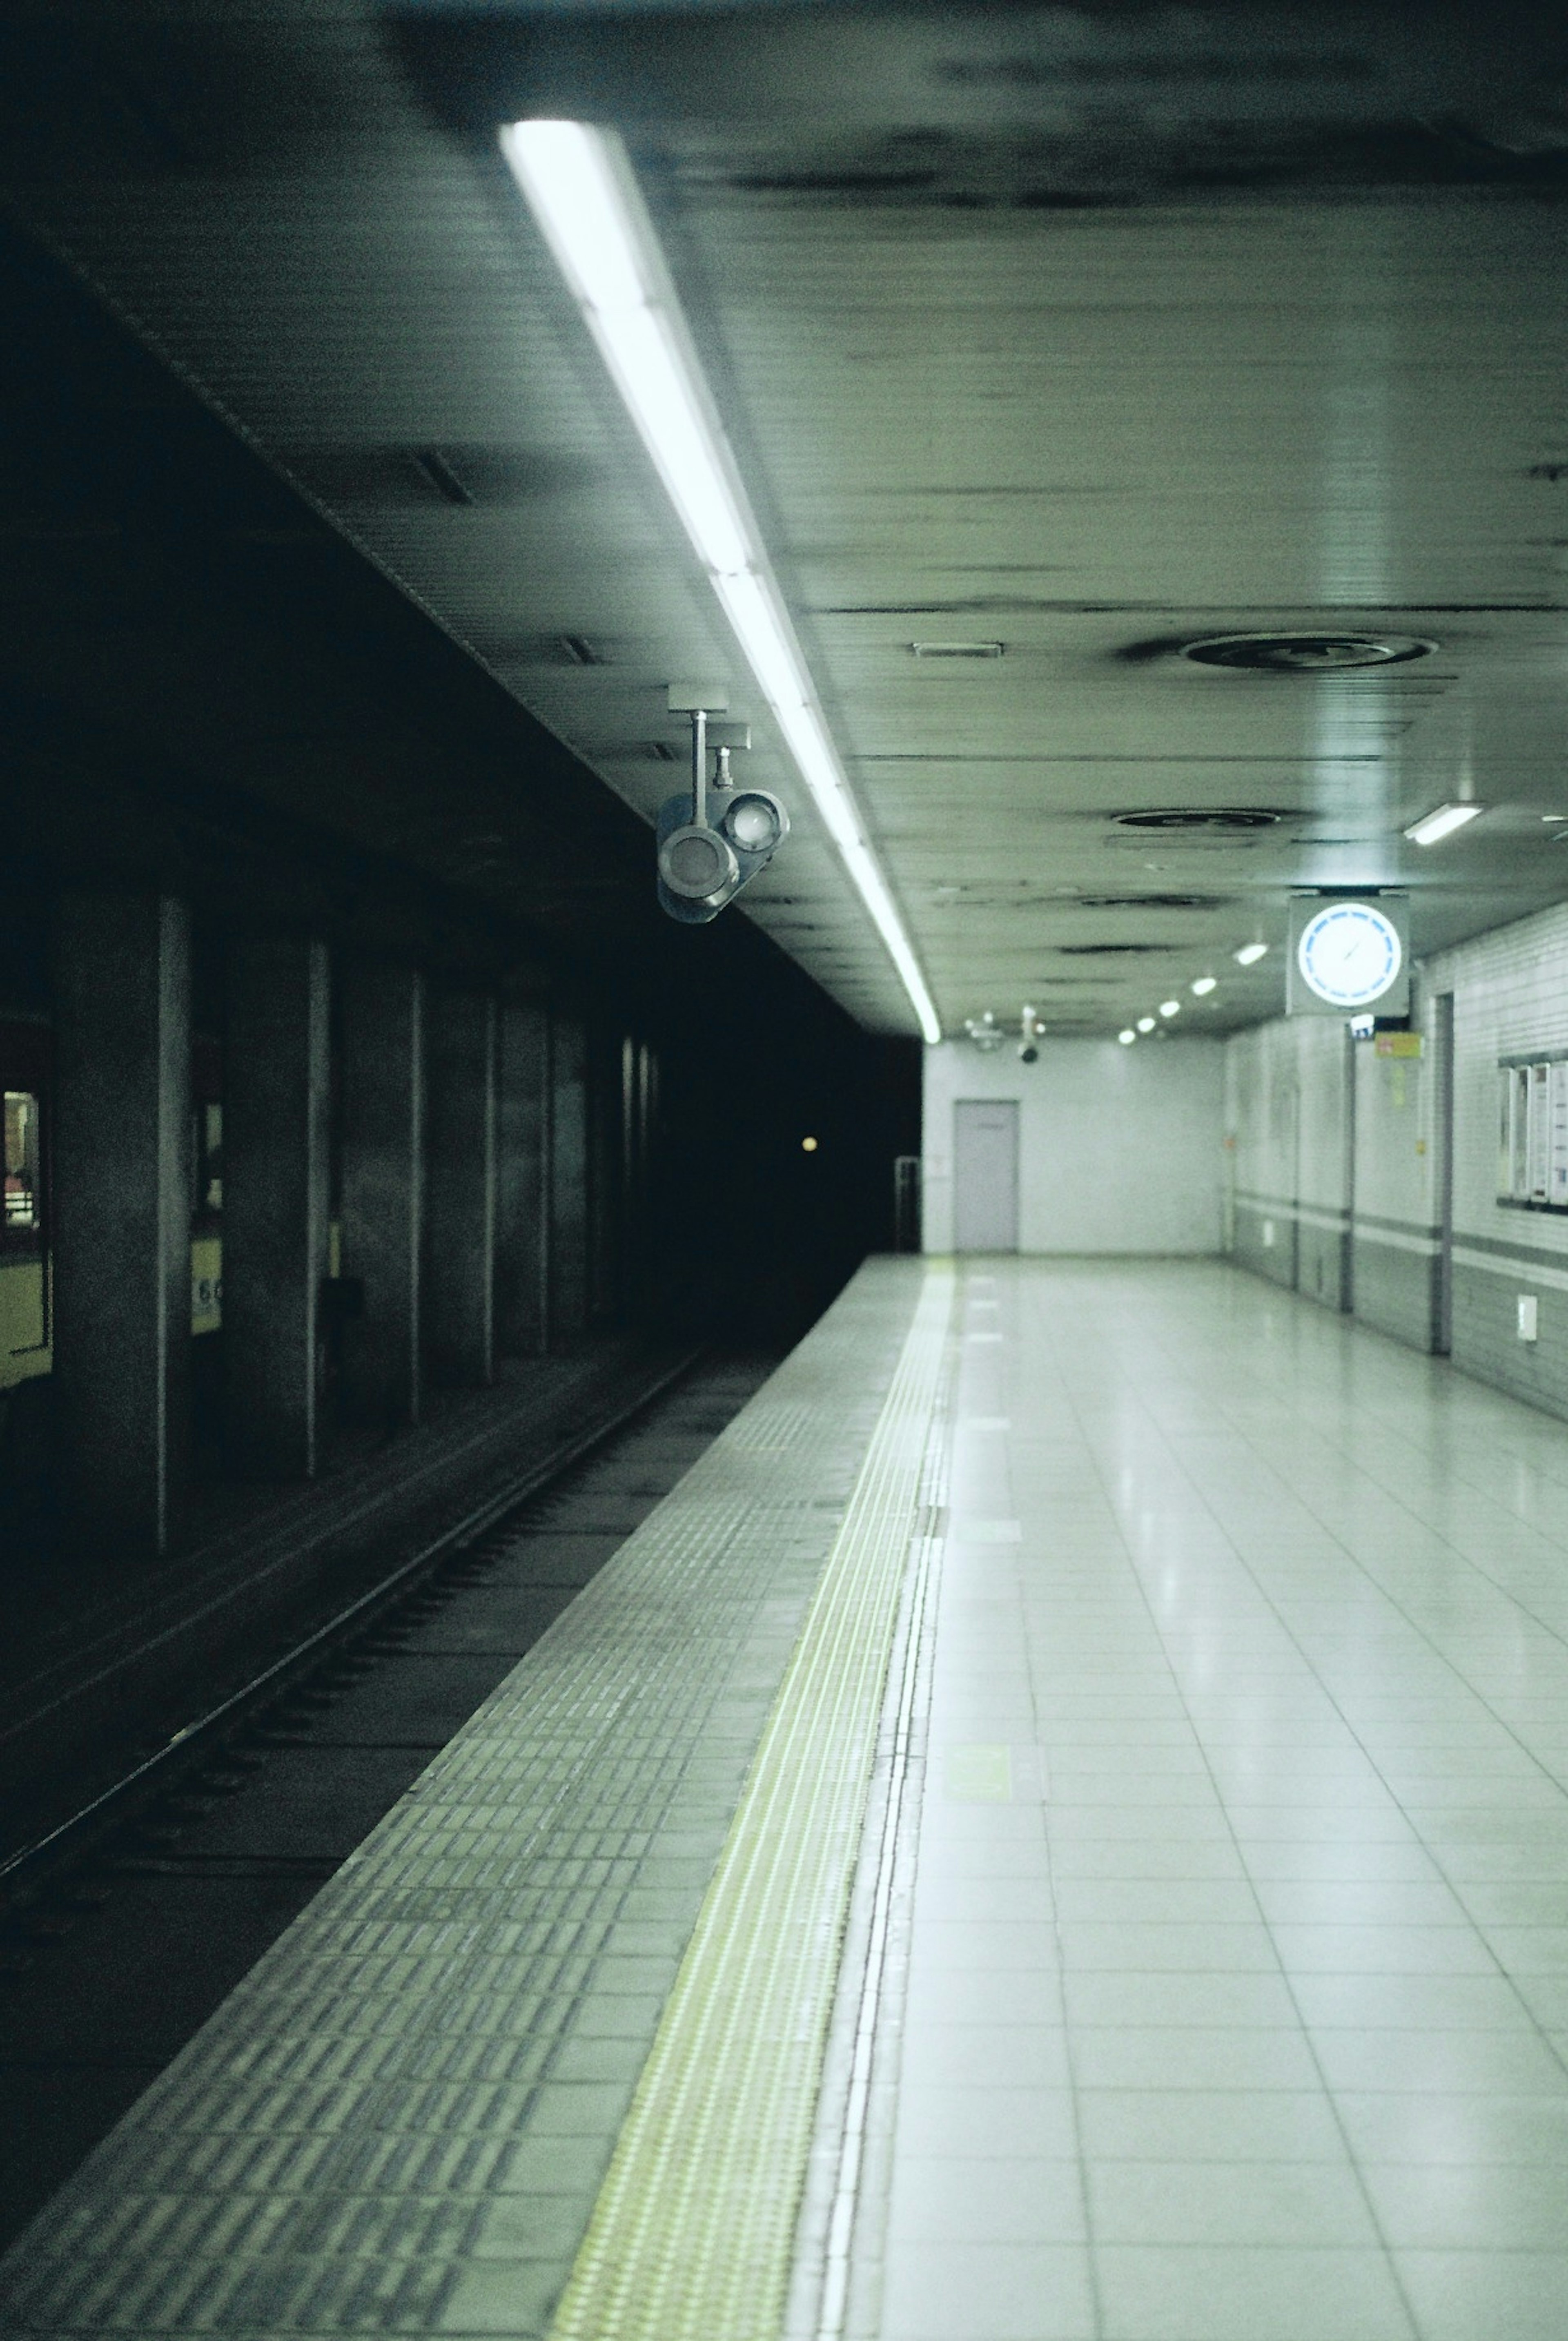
861, 1262, 1568, 2341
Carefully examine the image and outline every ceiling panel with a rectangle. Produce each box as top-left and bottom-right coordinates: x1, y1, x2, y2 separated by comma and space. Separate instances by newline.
5, 3, 1568, 1037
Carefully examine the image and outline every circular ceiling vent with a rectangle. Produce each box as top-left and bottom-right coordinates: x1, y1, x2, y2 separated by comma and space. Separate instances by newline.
1114, 808, 1281, 832
1183, 631, 1435, 671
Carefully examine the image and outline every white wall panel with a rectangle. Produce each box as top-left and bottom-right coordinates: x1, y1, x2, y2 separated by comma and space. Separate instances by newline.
1296, 1021, 1351, 1213
1227, 898, 1568, 1402
923, 1039, 1223, 1255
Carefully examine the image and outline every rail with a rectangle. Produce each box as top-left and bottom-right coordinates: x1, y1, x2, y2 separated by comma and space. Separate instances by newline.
0, 1345, 704, 1904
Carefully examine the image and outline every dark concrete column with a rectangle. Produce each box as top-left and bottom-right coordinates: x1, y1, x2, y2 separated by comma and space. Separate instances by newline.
589, 1028, 623, 1326
52, 893, 192, 1554
550, 1011, 589, 1349
495, 1000, 550, 1357
424, 990, 497, 1387
222, 934, 330, 1477
339, 961, 423, 1427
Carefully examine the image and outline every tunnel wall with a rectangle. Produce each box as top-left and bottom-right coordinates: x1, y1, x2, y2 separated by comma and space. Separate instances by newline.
0, 892, 917, 1557
1227, 897, 1568, 1421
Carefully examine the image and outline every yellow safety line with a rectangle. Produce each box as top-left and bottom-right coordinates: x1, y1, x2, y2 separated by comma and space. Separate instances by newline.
545, 1268, 953, 2341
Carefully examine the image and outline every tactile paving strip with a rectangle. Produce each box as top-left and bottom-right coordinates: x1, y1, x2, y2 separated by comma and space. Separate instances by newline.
546, 1269, 953, 2341
0, 1264, 933, 2337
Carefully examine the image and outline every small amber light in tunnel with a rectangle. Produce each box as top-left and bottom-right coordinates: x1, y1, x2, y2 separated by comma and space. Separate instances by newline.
801, 1135, 819, 1152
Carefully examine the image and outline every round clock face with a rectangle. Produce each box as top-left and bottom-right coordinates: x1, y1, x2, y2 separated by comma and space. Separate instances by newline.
1296, 901, 1403, 1008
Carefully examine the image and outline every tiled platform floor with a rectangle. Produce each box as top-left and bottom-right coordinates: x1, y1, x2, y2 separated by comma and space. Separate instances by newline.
9, 1257, 1568, 2341
868, 1260, 1568, 2341
0, 1266, 924, 2337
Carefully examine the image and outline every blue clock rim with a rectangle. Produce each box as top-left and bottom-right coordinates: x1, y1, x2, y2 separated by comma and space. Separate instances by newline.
1297, 902, 1403, 1008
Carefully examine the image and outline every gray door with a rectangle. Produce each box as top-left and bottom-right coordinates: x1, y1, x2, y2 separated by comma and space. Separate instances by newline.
953, 1099, 1019, 1252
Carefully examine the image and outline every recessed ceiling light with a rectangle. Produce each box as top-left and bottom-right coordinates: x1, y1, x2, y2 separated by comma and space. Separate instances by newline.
1137, 1015, 1156, 1033
499, 120, 940, 1043
1191, 975, 1218, 996
911, 641, 1004, 659
1404, 802, 1484, 846
1234, 941, 1268, 966
1118, 1028, 1136, 1045
1159, 999, 1180, 1017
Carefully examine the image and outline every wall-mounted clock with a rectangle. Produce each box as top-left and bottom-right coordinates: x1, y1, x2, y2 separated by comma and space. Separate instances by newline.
1295, 900, 1404, 1009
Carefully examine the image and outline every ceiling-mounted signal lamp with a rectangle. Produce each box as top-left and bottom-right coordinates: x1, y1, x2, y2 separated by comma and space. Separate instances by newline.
501, 119, 941, 1043
963, 1012, 1005, 1052
655, 690, 788, 924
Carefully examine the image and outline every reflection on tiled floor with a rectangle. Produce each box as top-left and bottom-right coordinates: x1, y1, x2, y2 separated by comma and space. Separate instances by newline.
875, 1259, 1568, 2341
12, 1255, 1568, 2341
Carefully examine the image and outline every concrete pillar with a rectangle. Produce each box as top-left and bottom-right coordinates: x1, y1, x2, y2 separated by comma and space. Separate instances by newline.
495, 999, 550, 1357
424, 990, 497, 1386
52, 893, 192, 1554
222, 934, 330, 1477
550, 1012, 589, 1349
339, 962, 423, 1427
590, 1028, 624, 1326
632, 1041, 659, 1321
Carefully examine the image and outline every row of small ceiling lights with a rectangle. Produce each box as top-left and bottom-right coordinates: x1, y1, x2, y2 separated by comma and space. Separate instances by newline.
1117, 939, 1269, 1045
1109, 791, 1501, 1044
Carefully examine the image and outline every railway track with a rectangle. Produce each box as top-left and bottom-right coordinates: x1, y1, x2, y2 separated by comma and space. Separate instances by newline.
0, 1349, 776, 2250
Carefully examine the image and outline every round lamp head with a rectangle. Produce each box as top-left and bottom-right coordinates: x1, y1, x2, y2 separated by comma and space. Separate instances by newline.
658, 823, 740, 904
721, 791, 788, 858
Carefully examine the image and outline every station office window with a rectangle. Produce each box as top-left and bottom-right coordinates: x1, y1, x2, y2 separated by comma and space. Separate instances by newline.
3, 1089, 41, 1237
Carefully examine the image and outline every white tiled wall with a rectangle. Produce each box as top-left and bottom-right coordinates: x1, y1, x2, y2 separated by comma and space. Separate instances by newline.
1427, 898, 1568, 1241
923, 1037, 1224, 1255
1425, 899, 1568, 1407
1351, 1043, 1432, 1230
1225, 896, 1568, 1409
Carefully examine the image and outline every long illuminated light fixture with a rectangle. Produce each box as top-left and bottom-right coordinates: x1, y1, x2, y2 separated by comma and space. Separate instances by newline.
499, 119, 942, 1044
1404, 800, 1484, 847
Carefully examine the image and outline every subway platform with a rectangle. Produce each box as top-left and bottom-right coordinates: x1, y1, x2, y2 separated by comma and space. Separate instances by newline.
5, 1255, 1568, 2340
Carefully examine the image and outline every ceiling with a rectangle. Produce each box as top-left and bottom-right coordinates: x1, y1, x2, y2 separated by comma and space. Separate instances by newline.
6, 2, 1568, 1040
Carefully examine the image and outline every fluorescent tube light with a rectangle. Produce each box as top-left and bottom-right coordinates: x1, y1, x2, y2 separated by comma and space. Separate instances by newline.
1190, 975, 1217, 996
500, 119, 942, 1046
1404, 801, 1484, 847
1234, 941, 1268, 967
